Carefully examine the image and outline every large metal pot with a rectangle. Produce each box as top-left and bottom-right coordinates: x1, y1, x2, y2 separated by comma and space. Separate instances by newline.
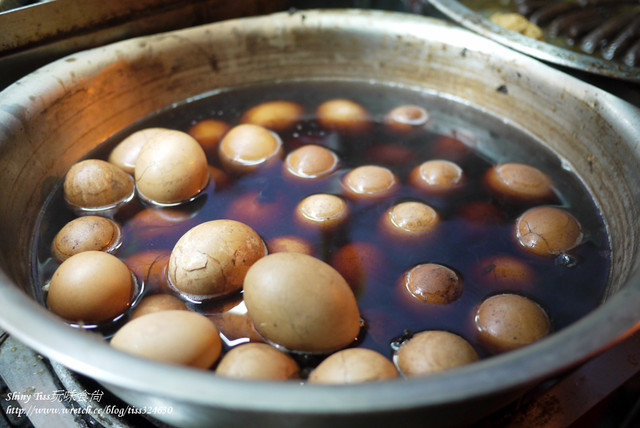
1, 9, 640, 428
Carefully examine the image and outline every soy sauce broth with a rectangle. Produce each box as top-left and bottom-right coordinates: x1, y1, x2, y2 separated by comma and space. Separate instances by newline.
32, 80, 610, 361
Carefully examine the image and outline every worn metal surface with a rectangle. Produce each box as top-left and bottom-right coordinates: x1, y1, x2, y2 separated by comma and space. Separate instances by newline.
426, 0, 640, 82
0, 8, 640, 428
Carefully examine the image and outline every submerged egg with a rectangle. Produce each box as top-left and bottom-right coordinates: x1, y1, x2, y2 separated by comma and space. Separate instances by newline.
484, 162, 556, 204
47, 251, 134, 324
110, 310, 222, 369
135, 129, 209, 205
130, 294, 187, 320
218, 123, 283, 174
216, 342, 300, 380
284, 145, 339, 179
309, 348, 398, 384
243, 252, 361, 354
240, 100, 304, 133
384, 105, 429, 133
409, 160, 465, 195
401, 263, 462, 305
380, 201, 440, 242
515, 206, 583, 257
316, 99, 371, 134
63, 159, 134, 212
51, 216, 122, 262
395, 330, 479, 377
108, 127, 168, 175
342, 165, 399, 201
187, 119, 231, 158
475, 293, 551, 353
168, 220, 267, 300
294, 193, 350, 231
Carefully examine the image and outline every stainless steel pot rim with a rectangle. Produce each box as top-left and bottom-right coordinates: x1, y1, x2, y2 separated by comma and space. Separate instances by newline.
1, 267, 639, 414
427, 0, 640, 82
0, 8, 639, 416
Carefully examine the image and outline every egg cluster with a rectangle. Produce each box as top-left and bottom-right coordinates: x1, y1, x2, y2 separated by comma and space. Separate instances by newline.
41, 89, 602, 384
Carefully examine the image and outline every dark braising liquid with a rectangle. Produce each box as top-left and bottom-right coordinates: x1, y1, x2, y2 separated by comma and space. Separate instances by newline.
32, 80, 610, 362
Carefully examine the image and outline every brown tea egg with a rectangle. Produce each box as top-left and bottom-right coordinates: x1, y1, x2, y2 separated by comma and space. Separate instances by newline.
401, 263, 462, 305
294, 193, 350, 231
130, 294, 186, 320
240, 100, 304, 133
395, 330, 479, 377
208, 300, 264, 344
168, 220, 267, 300
484, 162, 555, 204
225, 190, 283, 231
124, 250, 171, 294
63, 159, 134, 212
342, 165, 399, 201
218, 123, 283, 174
127, 207, 192, 242
457, 201, 504, 227
284, 145, 339, 179
515, 206, 583, 257
409, 160, 465, 195
380, 201, 440, 242
110, 310, 222, 369
47, 251, 134, 324
208, 165, 231, 190
108, 127, 168, 175
51, 216, 122, 262
187, 119, 230, 157
243, 252, 361, 354
431, 134, 474, 162
473, 255, 535, 290
365, 144, 415, 167
316, 99, 371, 135
330, 242, 385, 295
384, 105, 429, 133
309, 348, 399, 384
267, 235, 314, 255
135, 129, 209, 206
216, 343, 300, 380
475, 293, 551, 353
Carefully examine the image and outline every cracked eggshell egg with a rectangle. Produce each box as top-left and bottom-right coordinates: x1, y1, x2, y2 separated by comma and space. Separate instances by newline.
243, 252, 361, 354
110, 310, 222, 369
168, 220, 267, 301
63, 159, 134, 212
51, 215, 122, 262
134, 129, 209, 205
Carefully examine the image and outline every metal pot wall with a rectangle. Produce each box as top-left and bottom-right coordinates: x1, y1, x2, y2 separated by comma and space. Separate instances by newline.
1, 9, 640, 428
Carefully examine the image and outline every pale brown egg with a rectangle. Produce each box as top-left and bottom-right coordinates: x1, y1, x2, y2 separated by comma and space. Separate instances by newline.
284, 145, 339, 179
342, 165, 399, 201
294, 193, 350, 231
515, 206, 583, 257
168, 220, 267, 301
135, 129, 209, 206
473, 255, 535, 290
218, 124, 283, 174
400, 263, 463, 305
475, 293, 551, 353
309, 348, 398, 384
243, 252, 361, 354
409, 160, 465, 195
316, 99, 371, 135
51, 216, 122, 262
108, 128, 168, 175
130, 294, 187, 320
240, 100, 304, 133
330, 241, 385, 296
63, 159, 134, 212
110, 310, 222, 369
267, 235, 314, 255
395, 330, 479, 377
124, 250, 171, 294
379, 201, 440, 242
208, 299, 264, 344
47, 251, 134, 324
188, 119, 231, 158
384, 105, 429, 133
216, 343, 300, 380
484, 162, 556, 204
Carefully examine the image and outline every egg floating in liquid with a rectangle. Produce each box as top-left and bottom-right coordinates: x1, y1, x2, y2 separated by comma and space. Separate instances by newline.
33, 81, 610, 383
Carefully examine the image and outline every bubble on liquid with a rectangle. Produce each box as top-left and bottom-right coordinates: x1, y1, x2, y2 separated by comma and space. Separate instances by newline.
389, 329, 414, 351
555, 253, 579, 268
